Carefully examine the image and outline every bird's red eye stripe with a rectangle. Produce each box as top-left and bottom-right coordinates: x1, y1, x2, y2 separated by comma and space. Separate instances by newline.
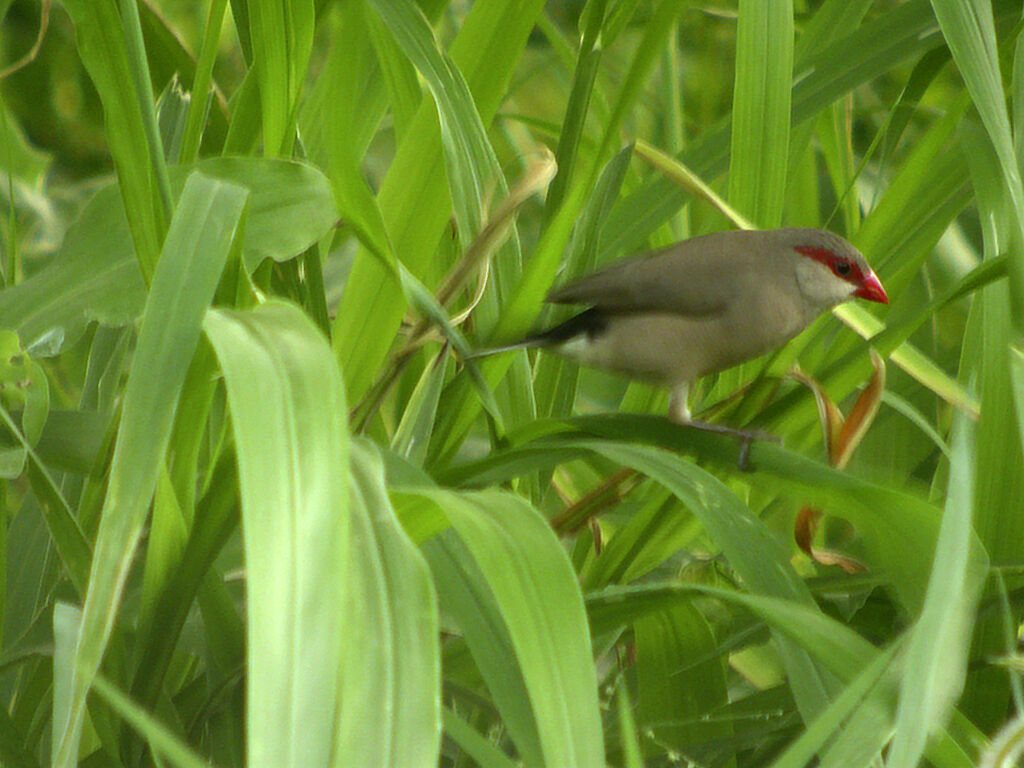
794, 245, 865, 283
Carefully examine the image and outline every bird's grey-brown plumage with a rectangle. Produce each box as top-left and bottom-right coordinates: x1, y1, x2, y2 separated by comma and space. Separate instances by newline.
491, 227, 887, 425
547, 228, 854, 316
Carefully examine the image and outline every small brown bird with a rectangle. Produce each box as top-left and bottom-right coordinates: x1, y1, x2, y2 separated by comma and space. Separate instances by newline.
497, 227, 887, 432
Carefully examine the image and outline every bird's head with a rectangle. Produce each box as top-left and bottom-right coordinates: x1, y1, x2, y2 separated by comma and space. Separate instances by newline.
785, 229, 888, 309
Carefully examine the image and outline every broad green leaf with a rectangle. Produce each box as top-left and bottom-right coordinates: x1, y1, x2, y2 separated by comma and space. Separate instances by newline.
444, 415, 946, 613
0, 330, 48, 476
189, 158, 337, 269
337, 441, 440, 768
0, 405, 90, 595
0, 158, 336, 354
52, 173, 247, 768
204, 300, 348, 768
405, 487, 604, 767
634, 602, 731, 755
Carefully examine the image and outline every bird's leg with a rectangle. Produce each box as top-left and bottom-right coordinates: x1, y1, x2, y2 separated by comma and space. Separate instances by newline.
668, 382, 691, 424
666, 381, 775, 472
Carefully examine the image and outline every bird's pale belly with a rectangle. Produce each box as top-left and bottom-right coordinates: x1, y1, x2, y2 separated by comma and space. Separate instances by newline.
556, 308, 805, 386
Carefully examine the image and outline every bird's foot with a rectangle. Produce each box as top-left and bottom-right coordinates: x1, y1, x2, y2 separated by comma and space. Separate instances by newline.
674, 419, 779, 472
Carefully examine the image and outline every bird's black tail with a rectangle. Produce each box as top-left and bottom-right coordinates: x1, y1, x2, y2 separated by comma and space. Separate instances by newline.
468, 308, 608, 359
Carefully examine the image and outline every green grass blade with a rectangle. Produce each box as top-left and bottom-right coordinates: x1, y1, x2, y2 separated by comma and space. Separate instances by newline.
929, 0, 1024, 332
442, 415, 948, 614
634, 602, 731, 754
957, 118, 1024, 729
391, 352, 448, 464
117, 0, 173, 216
52, 173, 248, 768
247, 0, 314, 156
129, 454, 239, 712
179, 0, 230, 165
615, 679, 644, 768
204, 300, 349, 768
59, 0, 168, 282
770, 651, 897, 768
91, 675, 213, 768
729, 0, 793, 227
332, 0, 545, 404
601, 0, 1021, 257
589, 583, 877, 678
421, 528, 545, 766
412, 487, 605, 767
542, 0, 606, 220
583, 442, 834, 720
337, 441, 439, 768
0, 405, 90, 595
888, 409, 987, 768
367, 0, 501, 243
0, 158, 336, 354
442, 707, 520, 768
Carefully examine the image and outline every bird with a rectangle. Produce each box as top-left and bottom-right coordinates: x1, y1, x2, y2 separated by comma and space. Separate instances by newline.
484, 228, 888, 458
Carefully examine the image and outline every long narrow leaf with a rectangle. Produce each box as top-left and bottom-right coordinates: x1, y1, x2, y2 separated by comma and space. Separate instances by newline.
729, 0, 793, 227
332, 0, 545, 403
888, 409, 987, 768
248, 0, 314, 156
60, 0, 167, 281
204, 300, 349, 768
52, 173, 248, 767
407, 486, 604, 767
336, 441, 440, 768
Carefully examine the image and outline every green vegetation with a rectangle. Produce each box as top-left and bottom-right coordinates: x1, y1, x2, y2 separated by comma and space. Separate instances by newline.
1, 0, 1023, 766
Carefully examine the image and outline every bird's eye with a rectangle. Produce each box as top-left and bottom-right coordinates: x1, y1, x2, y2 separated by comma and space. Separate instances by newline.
835, 260, 851, 277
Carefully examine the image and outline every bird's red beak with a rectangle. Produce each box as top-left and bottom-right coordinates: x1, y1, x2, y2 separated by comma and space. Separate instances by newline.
855, 271, 888, 304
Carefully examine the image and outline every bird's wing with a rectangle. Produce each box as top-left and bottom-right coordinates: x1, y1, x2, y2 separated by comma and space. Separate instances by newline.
546, 235, 760, 317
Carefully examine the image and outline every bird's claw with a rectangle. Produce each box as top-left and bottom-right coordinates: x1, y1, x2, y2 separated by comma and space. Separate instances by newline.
673, 418, 777, 471
737, 438, 754, 473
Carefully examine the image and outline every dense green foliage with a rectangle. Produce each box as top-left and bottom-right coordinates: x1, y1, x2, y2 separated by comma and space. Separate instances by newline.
1, 0, 1023, 766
